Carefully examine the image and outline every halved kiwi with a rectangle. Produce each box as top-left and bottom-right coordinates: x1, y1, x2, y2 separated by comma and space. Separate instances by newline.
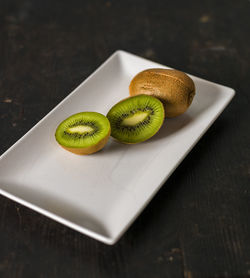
55, 112, 110, 155
107, 95, 165, 144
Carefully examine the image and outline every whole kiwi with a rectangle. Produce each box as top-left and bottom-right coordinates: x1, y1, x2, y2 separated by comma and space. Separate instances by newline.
129, 68, 195, 118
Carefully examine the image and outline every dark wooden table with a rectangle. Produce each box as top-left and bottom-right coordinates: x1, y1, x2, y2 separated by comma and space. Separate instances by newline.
0, 0, 249, 277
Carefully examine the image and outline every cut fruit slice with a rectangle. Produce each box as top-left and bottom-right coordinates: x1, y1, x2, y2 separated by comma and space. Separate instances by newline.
55, 112, 111, 155
107, 95, 165, 144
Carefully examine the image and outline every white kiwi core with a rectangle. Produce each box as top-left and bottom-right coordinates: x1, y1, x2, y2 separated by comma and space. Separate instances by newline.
122, 111, 149, 126
67, 125, 94, 134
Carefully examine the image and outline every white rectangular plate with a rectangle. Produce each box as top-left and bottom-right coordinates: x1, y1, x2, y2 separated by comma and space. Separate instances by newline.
0, 51, 235, 244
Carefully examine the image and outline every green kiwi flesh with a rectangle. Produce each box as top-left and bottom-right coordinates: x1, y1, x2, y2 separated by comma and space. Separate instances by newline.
107, 95, 165, 144
55, 112, 110, 155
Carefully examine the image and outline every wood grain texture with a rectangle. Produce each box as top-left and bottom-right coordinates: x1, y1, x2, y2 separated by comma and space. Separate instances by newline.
0, 0, 250, 277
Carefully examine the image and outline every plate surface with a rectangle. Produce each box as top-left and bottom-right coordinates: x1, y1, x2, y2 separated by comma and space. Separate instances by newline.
0, 51, 235, 244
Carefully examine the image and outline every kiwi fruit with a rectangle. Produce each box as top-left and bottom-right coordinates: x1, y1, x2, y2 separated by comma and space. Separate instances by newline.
129, 68, 195, 118
107, 94, 164, 144
55, 112, 110, 155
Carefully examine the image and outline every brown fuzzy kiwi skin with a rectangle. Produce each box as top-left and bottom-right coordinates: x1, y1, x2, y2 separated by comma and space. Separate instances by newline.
129, 69, 195, 118
58, 128, 111, 155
